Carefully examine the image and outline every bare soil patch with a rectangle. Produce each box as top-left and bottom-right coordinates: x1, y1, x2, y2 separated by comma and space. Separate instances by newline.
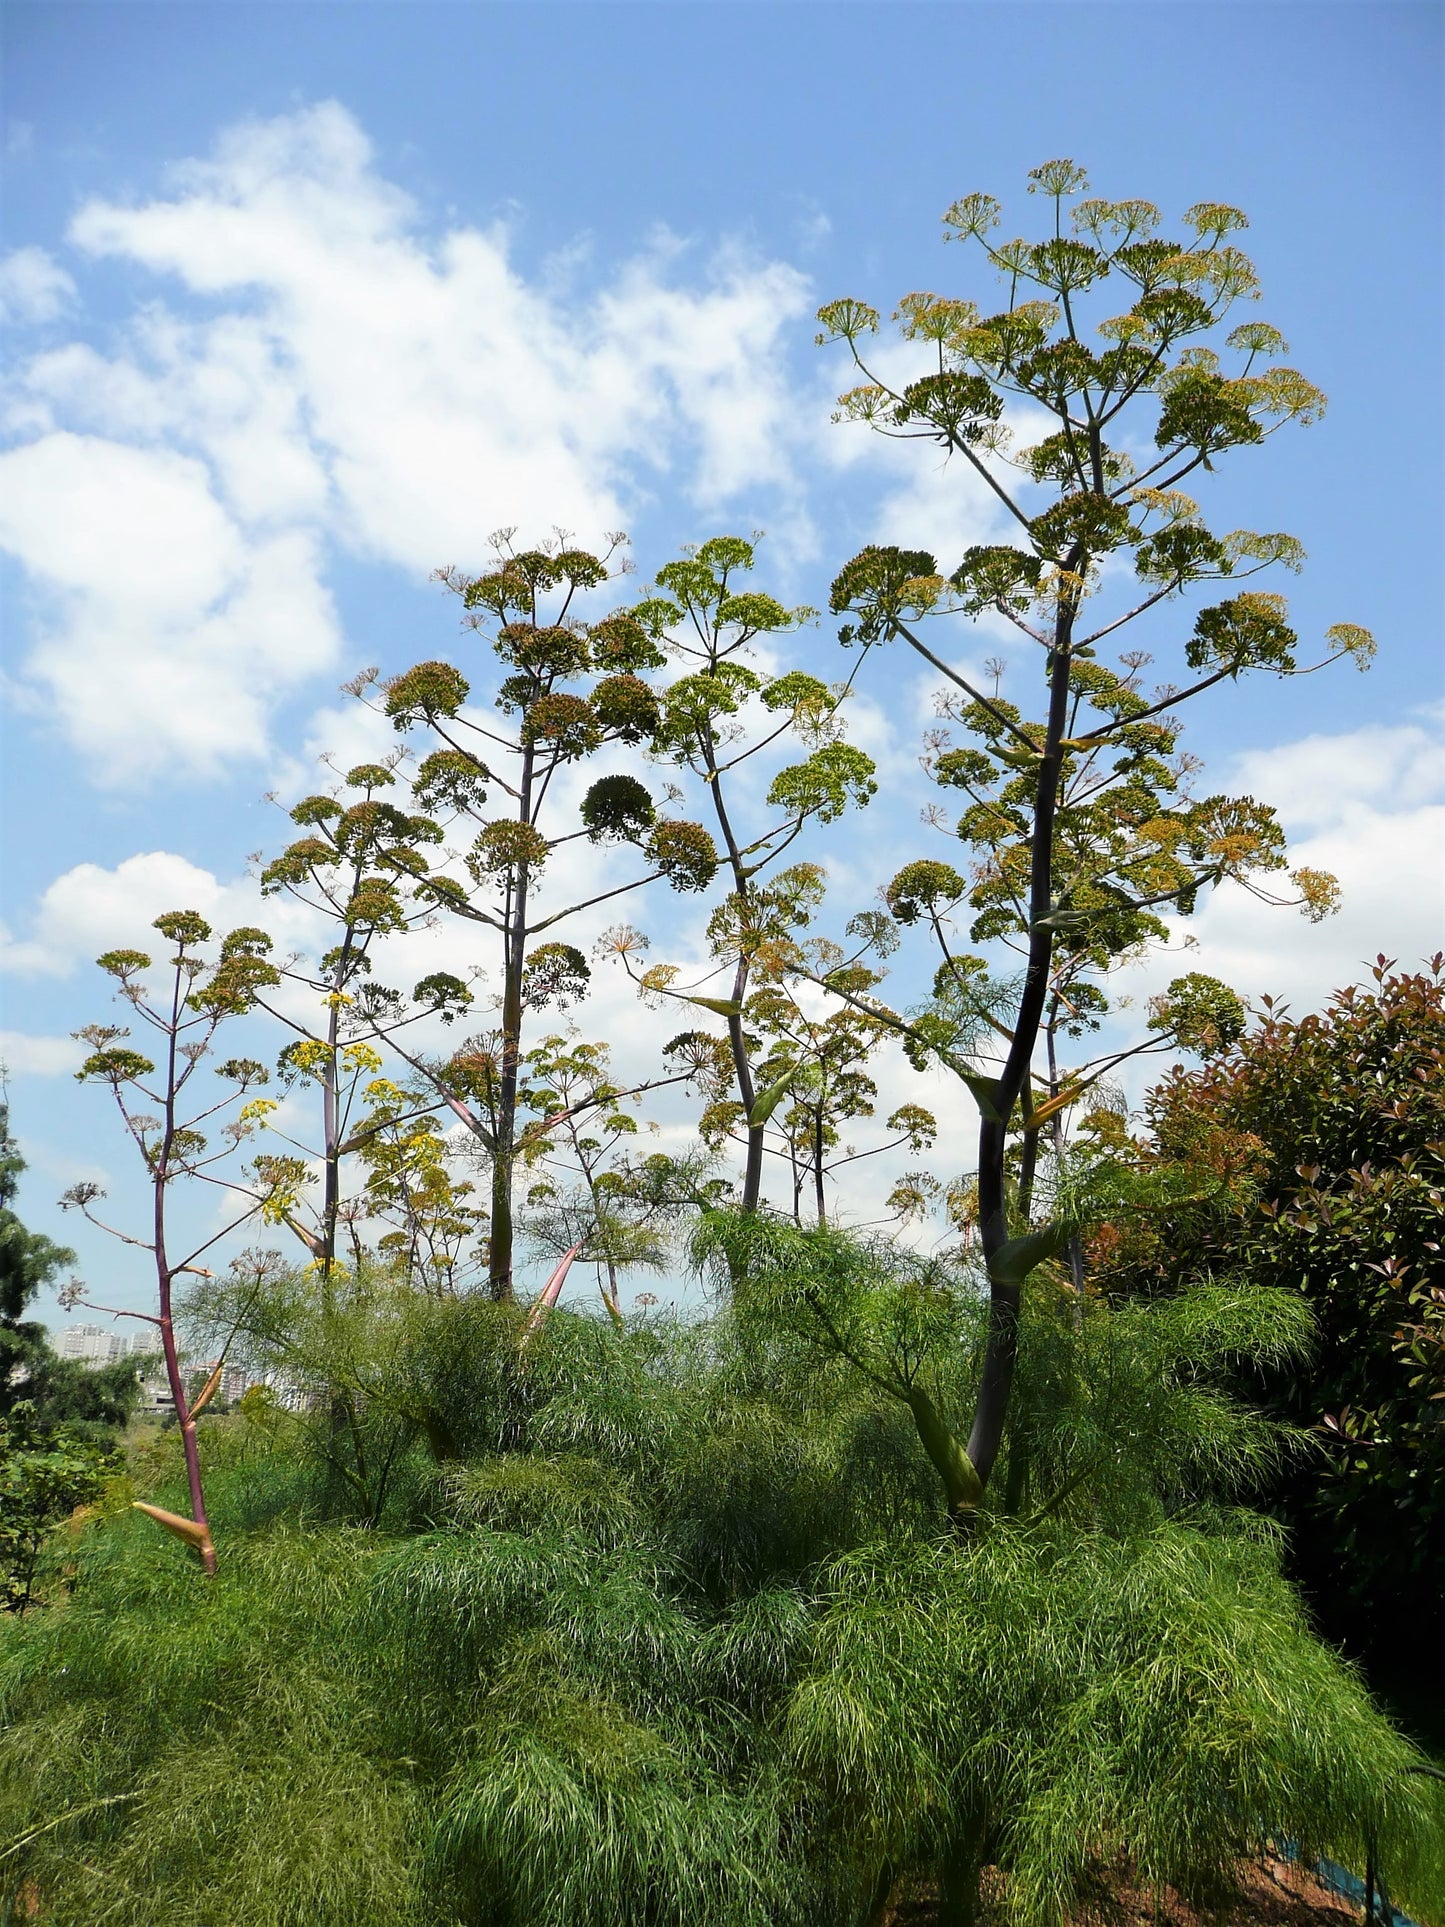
883, 1854, 1362, 1927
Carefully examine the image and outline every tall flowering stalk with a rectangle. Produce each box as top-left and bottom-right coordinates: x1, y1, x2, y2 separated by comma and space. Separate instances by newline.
62, 912, 280, 1573
367, 533, 719, 1301
814, 161, 1374, 1523
607, 535, 878, 1216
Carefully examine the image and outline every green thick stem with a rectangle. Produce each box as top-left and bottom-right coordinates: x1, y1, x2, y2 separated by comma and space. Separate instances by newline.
938, 1806, 988, 1927
865, 1860, 899, 1925
700, 708, 766, 1220
906, 1385, 983, 1526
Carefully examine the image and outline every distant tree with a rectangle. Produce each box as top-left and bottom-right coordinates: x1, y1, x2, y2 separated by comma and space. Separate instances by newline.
349, 1073, 490, 1294
0, 1102, 74, 1414
518, 1032, 680, 1321
21, 1350, 149, 1436
249, 756, 445, 1287
368, 533, 718, 1301
606, 537, 877, 1215
809, 159, 1374, 1522
743, 974, 938, 1228
623, 862, 932, 1233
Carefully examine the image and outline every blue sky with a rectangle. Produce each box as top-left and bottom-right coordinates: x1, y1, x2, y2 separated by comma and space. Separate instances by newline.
2, 1, 1442, 1328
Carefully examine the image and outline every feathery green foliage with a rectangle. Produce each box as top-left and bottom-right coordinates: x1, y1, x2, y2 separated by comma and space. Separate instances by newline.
788, 1524, 1445, 1925
5, 1258, 1443, 1925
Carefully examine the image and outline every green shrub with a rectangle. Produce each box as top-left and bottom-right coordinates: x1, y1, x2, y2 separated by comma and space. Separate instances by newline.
2, 1249, 1441, 1925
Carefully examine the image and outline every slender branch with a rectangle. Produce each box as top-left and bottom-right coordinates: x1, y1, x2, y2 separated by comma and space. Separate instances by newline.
891, 618, 1042, 751
1078, 580, 1187, 649
528, 868, 665, 935
66, 1201, 155, 1253
57, 1296, 162, 1329
174, 1204, 271, 1275
715, 713, 795, 770
1067, 663, 1243, 742
0, 1795, 143, 1864
804, 1287, 900, 1400
993, 603, 1053, 648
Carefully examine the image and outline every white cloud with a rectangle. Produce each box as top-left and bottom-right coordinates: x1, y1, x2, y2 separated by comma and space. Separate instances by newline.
1224, 711, 1445, 831
289, 696, 403, 795
0, 1030, 84, 1076
794, 206, 832, 253
0, 852, 230, 978
0, 432, 342, 780
591, 242, 813, 508
872, 443, 1006, 566
0, 850, 330, 988
3, 101, 818, 786
1110, 712, 1445, 1051
815, 324, 1051, 558
869, 716, 1445, 1180
20, 318, 333, 528
1158, 804, 1444, 1011
0, 245, 75, 323
0, 432, 244, 608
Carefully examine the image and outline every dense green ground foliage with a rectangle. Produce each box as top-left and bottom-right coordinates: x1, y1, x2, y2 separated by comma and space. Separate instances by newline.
4, 1245, 1442, 1926
1, 1102, 148, 1615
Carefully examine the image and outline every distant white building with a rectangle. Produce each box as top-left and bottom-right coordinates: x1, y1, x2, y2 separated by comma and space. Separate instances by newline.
184, 1360, 256, 1409
52, 1323, 160, 1367
54, 1323, 119, 1365
256, 1368, 311, 1412
219, 1363, 250, 1406
138, 1375, 175, 1415
136, 1359, 276, 1417
50, 1326, 297, 1414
